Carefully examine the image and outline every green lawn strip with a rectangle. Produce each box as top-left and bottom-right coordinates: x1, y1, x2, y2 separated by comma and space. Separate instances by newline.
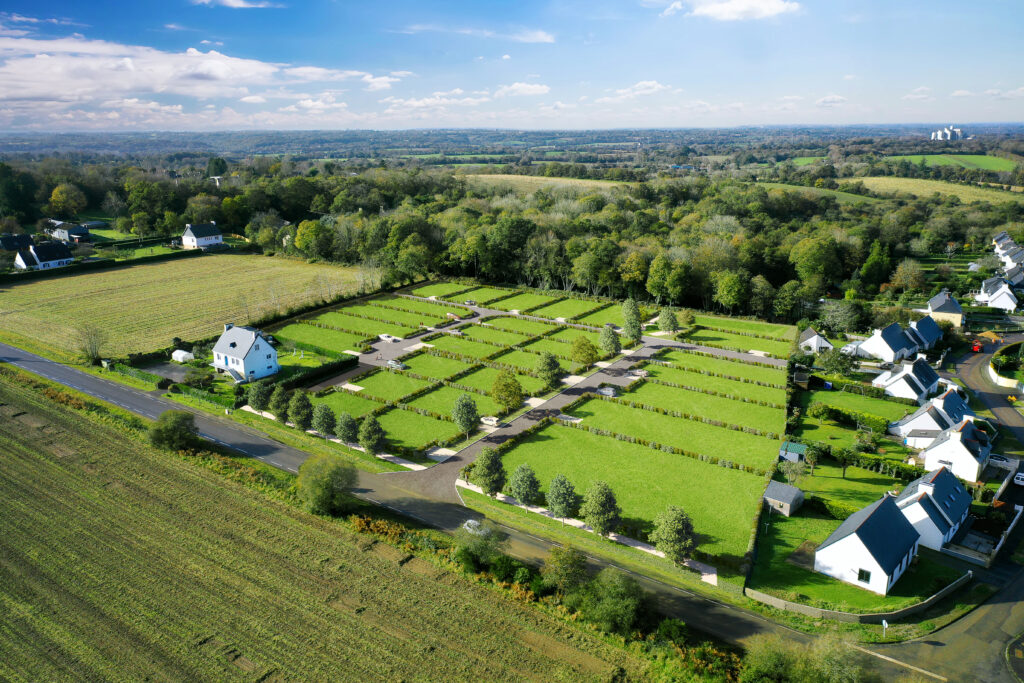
796, 460, 900, 508
793, 418, 912, 461
351, 370, 434, 402
442, 286, 511, 304
311, 389, 385, 418
576, 306, 627, 328
380, 295, 470, 318
460, 324, 533, 346
377, 407, 462, 451
407, 385, 503, 418
683, 329, 793, 358
625, 382, 785, 434
482, 316, 558, 335
693, 315, 796, 341
340, 302, 442, 328
456, 366, 547, 396
749, 510, 962, 612
272, 323, 368, 354
568, 398, 778, 471
488, 292, 560, 312
409, 281, 469, 297
803, 389, 912, 421
530, 298, 605, 320
428, 334, 500, 359
547, 327, 606, 347
644, 364, 786, 405
490, 348, 545, 371
522, 338, 575, 359
657, 349, 785, 385
400, 353, 475, 379
884, 154, 1017, 172
116, 245, 175, 260
499, 424, 762, 559
315, 311, 416, 339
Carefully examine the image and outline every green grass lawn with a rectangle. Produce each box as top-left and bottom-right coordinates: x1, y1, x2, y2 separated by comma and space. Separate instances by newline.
884, 154, 1017, 172
407, 385, 503, 417
625, 381, 785, 434
748, 510, 962, 612
315, 311, 416, 339
401, 352, 475, 379
272, 323, 368, 354
481, 316, 558, 335
568, 398, 779, 471
442, 286, 511, 304
803, 389, 912, 421
547, 327, 606, 347
274, 350, 333, 381
693, 314, 796, 341
351, 370, 434, 402
529, 298, 605, 320
684, 328, 793, 358
312, 389, 384, 418
460, 324, 532, 346
456, 366, 548, 396
645, 364, 786, 405
488, 292, 559, 312
490, 348, 545, 371
409, 281, 470, 298
377, 408, 462, 450
114, 245, 175, 260
499, 424, 764, 559
88, 227, 133, 241
794, 417, 914, 462
796, 460, 899, 509
521, 338, 575, 359
428, 334, 501, 359
339, 302, 442, 328
789, 156, 825, 166
576, 304, 653, 329
378, 295, 470, 319
656, 349, 785, 385
857, 177, 1024, 204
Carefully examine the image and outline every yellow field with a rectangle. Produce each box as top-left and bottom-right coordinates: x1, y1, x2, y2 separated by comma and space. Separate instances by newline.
461, 173, 629, 192
0, 255, 359, 356
857, 177, 1024, 204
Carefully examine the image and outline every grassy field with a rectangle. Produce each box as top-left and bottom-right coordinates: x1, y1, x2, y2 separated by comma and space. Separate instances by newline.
428, 334, 500, 359
342, 302, 443, 328
644, 365, 786, 404
400, 352, 475, 379
500, 424, 763, 559
482, 316, 558, 335
315, 311, 416, 339
693, 314, 796, 341
577, 304, 653, 329
796, 460, 900, 508
656, 349, 785, 385
461, 324, 532, 346
530, 298, 605, 320
382, 295, 470, 318
376, 407, 461, 450
789, 156, 826, 166
857, 177, 1024, 204
625, 381, 785, 434
803, 389, 912, 421
488, 292, 560, 312
522, 338, 575, 359
456, 366, 548, 396
752, 181, 883, 205
352, 370, 433, 402
0, 379, 647, 680
462, 174, 629, 192
407, 385, 503, 417
0, 255, 359, 357
272, 323, 368, 355
408, 281, 469, 298
684, 328, 794, 358
884, 154, 1017, 172
548, 327, 605, 347
490, 348, 545, 371
442, 286, 512, 305
311, 389, 384, 418
568, 398, 779, 471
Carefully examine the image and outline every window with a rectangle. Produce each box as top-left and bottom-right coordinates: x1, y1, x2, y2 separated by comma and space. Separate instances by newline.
255, 344, 260, 350
267, 354, 272, 359
857, 569, 871, 583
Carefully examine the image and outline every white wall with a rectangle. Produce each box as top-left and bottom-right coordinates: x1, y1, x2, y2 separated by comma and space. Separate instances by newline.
899, 503, 946, 551
923, 442, 983, 483
814, 536, 892, 595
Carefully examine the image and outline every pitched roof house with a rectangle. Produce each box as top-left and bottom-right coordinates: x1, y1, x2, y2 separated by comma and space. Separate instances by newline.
778, 441, 808, 463
844, 322, 917, 362
13, 242, 74, 271
0, 233, 33, 251
211, 323, 279, 383
764, 480, 805, 517
871, 357, 940, 403
798, 327, 834, 354
921, 419, 992, 483
974, 277, 1018, 312
926, 289, 964, 327
890, 388, 975, 448
1001, 247, 1024, 269
1005, 265, 1024, 287
182, 222, 223, 250
993, 230, 1011, 249
894, 467, 971, 551
905, 315, 943, 350
814, 496, 920, 595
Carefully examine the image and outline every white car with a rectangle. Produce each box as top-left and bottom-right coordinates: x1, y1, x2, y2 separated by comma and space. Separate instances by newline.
461, 519, 485, 535
386, 359, 408, 370
480, 416, 500, 427
1014, 472, 1024, 486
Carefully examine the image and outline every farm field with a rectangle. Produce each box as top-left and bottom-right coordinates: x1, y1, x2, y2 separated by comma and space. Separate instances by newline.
407, 385, 503, 418
482, 316, 557, 335
883, 154, 1017, 172
461, 324, 532, 346
0, 255, 359, 357
857, 177, 1024, 204
462, 174, 629, 192
500, 424, 763, 559
624, 381, 784, 434
456, 366, 548, 396
751, 181, 882, 205
684, 328, 793, 358
376, 408, 461, 450
568, 398, 778, 471
352, 370, 432, 402
644, 365, 786, 405
312, 389, 384, 418
408, 281, 469, 298
656, 349, 785, 385
400, 352, 475, 379
272, 323, 368, 355
315, 311, 416, 339
693, 314, 796, 341
0, 380, 646, 680
428, 334, 499, 359
442, 286, 510, 304
530, 298, 604, 320
488, 292, 559, 312
803, 389, 912, 421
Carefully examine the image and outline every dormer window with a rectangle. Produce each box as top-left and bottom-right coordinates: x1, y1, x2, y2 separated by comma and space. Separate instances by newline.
229, 342, 236, 348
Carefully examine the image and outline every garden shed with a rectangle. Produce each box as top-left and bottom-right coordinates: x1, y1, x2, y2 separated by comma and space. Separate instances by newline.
171, 349, 195, 363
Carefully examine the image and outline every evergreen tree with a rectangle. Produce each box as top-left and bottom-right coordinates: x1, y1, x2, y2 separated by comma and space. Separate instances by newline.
658, 306, 678, 333
622, 299, 642, 342
336, 412, 358, 444
451, 392, 479, 436
268, 385, 291, 421
547, 474, 578, 522
246, 381, 273, 411
311, 403, 336, 438
288, 390, 314, 430
598, 325, 621, 354
536, 351, 564, 387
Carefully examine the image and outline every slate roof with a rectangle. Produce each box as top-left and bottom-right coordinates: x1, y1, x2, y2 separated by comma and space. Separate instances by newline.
15, 249, 36, 267
817, 496, 919, 575
924, 419, 991, 461
994, 230, 1011, 244
908, 316, 942, 347
910, 357, 939, 388
183, 222, 221, 239
896, 467, 971, 535
213, 324, 270, 359
877, 322, 915, 354
981, 277, 1008, 296
927, 290, 963, 315
0, 233, 32, 251
1006, 265, 1024, 281
798, 327, 821, 344
895, 403, 952, 432
764, 480, 803, 506
779, 441, 808, 457
31, 242, 72, 262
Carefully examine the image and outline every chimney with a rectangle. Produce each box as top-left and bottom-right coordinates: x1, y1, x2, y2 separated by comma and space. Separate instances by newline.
224, 323, 234, 332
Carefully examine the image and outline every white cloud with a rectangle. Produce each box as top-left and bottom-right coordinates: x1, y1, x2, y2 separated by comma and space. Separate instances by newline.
403, 25, 555, 43
843, 74, 857, 80
164, 23, 189, 31
985, 87, 1024, 99
494, 82, 550, 97
501, 54, 511, 60
815, 94, 846, 108
280, 92, 347, 112
901, 86, 932, 101
780, 95, 803, 101
595, 80, 669, 103
950, 89, 973, 97
191, 0, 283, 8
239, 94, 266, 103
379, 91, 491, 113
661, 0, 799, 20
200, 39, 224, 46
389, 70, 414, 77
282, 66, 400, 90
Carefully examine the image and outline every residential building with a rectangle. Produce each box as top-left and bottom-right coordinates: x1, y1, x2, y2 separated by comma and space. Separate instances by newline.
814, 496, 919, 595
0, 233, 33, 251
49, 223, 91, 244
890, 388, 975, 448
872, 357, 940, 402
211, 323, 279, 383
182, 222, 223, 250
974, 277, 1018, 312
764, 480, 804, 517
778, 441, 807, 463
905, 316, 943, 350
13, 242, 74, 271
842, 322, 917, 363
798, 327, 834, 354
926, 289, 964, 328
921, 419, 992, 483
1005, 265, 1024, 287
894, 467, 971, 551
1000, 247, 1024, 270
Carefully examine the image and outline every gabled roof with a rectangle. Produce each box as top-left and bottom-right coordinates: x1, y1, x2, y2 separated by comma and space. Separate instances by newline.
183, 222, 221, 239
993, 230, 1011, 243
32, 242, 73, 262
981, 276, 1008, 296
877, 322, 915, 354
897, 467, 970, 520
799, 327, 822, 344
910, 357, 939, 389
15, 249, 37, 267
927, 290, 963, 315
896, 403, 952, 431
923, 419, 991, 461
909, 316, 942, 347
0, 233, 32, 251
817, 496, 919, 575
212, 324, 269, 359
764, 480, 803, 506
1006, 265, 1023, 278
934, 388, 972, 423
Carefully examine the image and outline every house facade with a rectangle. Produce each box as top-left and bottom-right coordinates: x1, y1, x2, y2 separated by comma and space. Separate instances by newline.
975, 277, 1018, 312
871, 357, 940, 403
921, 419, 992, 483
894, 467, 971, 551
798, 327, 834, 354
890, 388, 975, 448
764, 480, 804, 517
211, 323, 279, 383
844, 322, 917, 363
926, 289, 963, 328
905, 316, 942, 350
182, 222, 223, 250
13, 242, 74, 271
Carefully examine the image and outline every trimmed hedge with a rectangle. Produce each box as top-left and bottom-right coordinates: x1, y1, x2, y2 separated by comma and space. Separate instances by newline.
807, 401, 889, 434
110, 363, 162, 387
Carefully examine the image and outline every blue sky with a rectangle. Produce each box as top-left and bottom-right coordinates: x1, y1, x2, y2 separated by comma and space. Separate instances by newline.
0, 0, 1020, 130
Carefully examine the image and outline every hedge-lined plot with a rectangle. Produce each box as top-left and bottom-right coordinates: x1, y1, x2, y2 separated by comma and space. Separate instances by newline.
410, 281, 469, 298
273, 323, 368, 355
490, 348, 545, 371
353, 370, 433, 402
693, 314, 797, 341
379, 295, 470, 319
624, 381, 784, 434
461, 325, 533, 346
482, 316, 558, 335
488, 292, 559, 312
522, 338, 575, 358
408, 386, 504, 418
377, 408, 462, 450
547, 327, 606, 347
644, 364, 786, 405
457, 366, 548, 396
314, 311, 416, 339
576, 304, 652, 329
401, 353, 475, 379
530, 298, 604, 320
656, 349, 784, 385
312, 389, 384, 418
428, 334, 500, 359
342, 302, 443, 328
803, 389, 911, 421
443, 286, 510, 304
683, 328, 793, 358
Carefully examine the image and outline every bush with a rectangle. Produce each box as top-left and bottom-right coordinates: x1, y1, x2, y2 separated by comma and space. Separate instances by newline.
149, 410, 199, 451
296, 454, 357, 515
564, 568, 646, 636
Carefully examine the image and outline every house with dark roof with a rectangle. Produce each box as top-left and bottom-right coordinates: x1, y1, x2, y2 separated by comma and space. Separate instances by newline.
894, 467, 971, 551
927, 289, 964, 327
921, 419, 992, 483
50, 223, 91, 244
764, 480, 804, 517
993, 230, 1011, 249
182, 222, 223, 250
1001, 246, 1024, 269
890, 388, 975, 448
814, 495, 920, 595
0, 233, 33, 251
13, 242, 74, 271
798, 327, 833, 354
1005, 265, 1024, 287
211, 323, 279, 383
975, 277, 1018, 312
905, 316, 943, 351
871, 357, 940, 403
843, 322, 918, 363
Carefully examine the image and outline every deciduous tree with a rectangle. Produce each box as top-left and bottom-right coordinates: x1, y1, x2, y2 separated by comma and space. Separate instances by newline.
541, 545, 587, 592
288, 390, 314, 430
658, 307, 678, 333
547, 474, 578, 522
649, 506, 697, 565
311, 403, 336, 438
508, 463, 541, 505
452, 392, 479, 436
570, 335, 600, 369
149, 410, 199, 451
580, 481, 621, 536
492, 370, 524, 412
536, 351, 564, 387
472, 447, 506, 496
336, 412, 358, 444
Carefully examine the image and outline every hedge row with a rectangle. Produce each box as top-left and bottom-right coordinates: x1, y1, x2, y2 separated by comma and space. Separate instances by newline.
110, 363, 162, 387
601, 387, 781, 439
419, 343, 545, 379
807, 401, 890, 434
279, 354, 359, 391
696, 323, 793, 343
644, 376, 786, 409
664, 346, 785, 371
175, 383, 237, 408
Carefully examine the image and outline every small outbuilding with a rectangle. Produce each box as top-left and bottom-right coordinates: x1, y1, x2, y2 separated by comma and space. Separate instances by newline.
764, 480, 804, 517
171, 349, 195, 363
778, 440, 807, 463
798, 327, 833, 354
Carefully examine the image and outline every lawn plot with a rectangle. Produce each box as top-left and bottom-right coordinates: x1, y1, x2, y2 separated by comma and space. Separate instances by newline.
0, 381, 645, 680
568, 399, 778, 471
340, 302, 443, 328
500, 424, 762, 559
693, 315, 796, 341
408, 386, 504, 418
884, 154, 1017, 172
488, 292, 560, 312
314, 311, 416, 339
803, 389, 911, 421
429, 334, 500, 359
0, 255, 358, 357
857, 177, 1024, 204
656, 349, 785, 385
443, 286, 511, 304
273, 323, 368, 354
409, 281, 469, 298
401, 353, 475, 379
684, 328, 793, 358
625, 382, 784, 434
377, 408, 462, 450
482, 316, 558, 335
644, 365, 786, 405
380, 295, 470, 319
456, 366, 548, 396
798, 460, 899, 509
352, 370, 433, 402
460, 324, 533, 346
491, 348, 545, 371
522, 338, 576, 359
530, 298, 604, 320
547, 327, 606, 347
576, 304, 652, 329
312, 389, 384, 418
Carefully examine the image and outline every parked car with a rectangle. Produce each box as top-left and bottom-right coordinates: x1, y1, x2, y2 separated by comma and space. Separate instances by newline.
991, 454, 1010, 463
1014, 472, 1024, 486
386, 359, 408, 370
379, 333, 401, 343
464, 299, 476, 305
480, 416, 500, 427
461, 519, 485, 535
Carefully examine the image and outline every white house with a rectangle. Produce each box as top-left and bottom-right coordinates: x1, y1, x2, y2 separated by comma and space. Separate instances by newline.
905, 316, 943, 351
814, 495, 920, 596
1000, 247, 1024, 270
842, 323, 917, 363
921, 419, 992, 483
211, 323, 279, 383
1005, 265, 1024, 287
993, 230, 1012, 248
13, 242, 74, 271
974, 277, 1018, 312
872, 357, 940, 403
894, 467, 971, 551
926, 289, 964, 328
182, 222, 223, 250
798, 327, 834, 354
890, 387, 975, 448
